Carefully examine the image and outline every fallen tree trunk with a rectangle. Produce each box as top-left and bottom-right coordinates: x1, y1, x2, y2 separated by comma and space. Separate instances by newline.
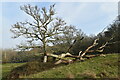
46, 37, 113, 65
47, 52, 107, 65
55, 59, 74, 65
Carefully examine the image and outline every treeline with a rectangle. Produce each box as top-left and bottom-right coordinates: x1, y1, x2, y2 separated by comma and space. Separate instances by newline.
2, 49, 42, 63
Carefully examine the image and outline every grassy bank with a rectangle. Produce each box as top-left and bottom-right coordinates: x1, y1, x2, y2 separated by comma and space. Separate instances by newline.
22, 54, 118, 78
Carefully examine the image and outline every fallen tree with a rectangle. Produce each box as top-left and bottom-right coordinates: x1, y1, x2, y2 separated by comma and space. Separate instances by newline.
46, 37, 114, 64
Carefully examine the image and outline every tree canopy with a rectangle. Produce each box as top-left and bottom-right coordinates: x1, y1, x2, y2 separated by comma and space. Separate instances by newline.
10, 4, 67, 62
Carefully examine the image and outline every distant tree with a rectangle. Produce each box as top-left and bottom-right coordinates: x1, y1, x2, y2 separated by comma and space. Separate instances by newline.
97, 15, 120, 53
103, 15, 120, 53
50, 25, 84, 53
71, 35, 93, 55
10, 4, 66, 63
2, 49, 17, 63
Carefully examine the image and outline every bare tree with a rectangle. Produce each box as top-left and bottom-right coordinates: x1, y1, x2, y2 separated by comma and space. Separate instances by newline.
10, 4, 66, 63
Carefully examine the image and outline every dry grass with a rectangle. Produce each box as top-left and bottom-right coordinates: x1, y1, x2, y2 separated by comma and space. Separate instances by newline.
66, 72, 75, 79
77, 71, 96, 78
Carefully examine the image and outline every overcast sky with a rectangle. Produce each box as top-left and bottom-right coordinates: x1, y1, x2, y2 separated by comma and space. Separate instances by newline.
0, 2, 118, 49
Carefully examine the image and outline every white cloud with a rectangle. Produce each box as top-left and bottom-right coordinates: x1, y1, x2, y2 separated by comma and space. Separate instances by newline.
55, 2, 118, 35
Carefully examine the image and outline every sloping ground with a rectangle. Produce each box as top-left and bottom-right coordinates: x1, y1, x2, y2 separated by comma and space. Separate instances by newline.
21, 54, 119, 78
5, 61, 63, 79
2, 63, 26, 78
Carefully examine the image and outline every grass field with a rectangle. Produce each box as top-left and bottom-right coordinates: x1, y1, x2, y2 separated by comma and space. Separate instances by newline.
2, 54, 119, 79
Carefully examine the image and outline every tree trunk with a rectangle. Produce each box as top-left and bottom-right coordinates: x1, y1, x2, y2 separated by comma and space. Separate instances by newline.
43, 55, 47, 63
43, 38, 47, 63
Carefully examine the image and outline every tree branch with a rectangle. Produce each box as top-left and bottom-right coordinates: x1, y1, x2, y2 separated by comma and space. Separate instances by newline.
80, 38, 99, 57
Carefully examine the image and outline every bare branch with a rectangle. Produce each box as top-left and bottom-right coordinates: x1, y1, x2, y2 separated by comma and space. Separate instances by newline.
80, 38, 99, 57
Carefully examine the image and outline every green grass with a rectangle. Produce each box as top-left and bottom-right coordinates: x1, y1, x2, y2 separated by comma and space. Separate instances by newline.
2, 54, 119, 79
21, 54, 118, 78
2, 63, 26, 78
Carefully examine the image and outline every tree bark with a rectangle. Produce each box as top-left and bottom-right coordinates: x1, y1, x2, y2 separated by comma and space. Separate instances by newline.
43, 55, 47, 63
43, 38, 47, 63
